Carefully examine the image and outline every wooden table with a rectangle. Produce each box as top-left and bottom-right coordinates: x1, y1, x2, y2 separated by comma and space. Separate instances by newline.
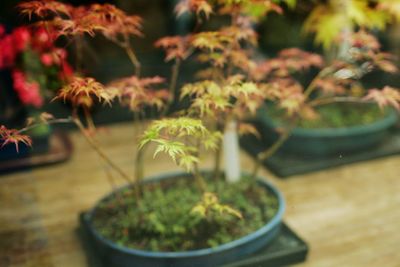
1, 122, 399, 267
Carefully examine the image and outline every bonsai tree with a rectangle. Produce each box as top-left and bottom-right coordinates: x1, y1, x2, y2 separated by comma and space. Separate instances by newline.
0, 0, 399, 257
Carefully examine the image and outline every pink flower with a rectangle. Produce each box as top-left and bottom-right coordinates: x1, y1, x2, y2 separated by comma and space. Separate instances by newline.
12, 69, 43, 108
12, 27, 31, 52
40, 53, 53, 66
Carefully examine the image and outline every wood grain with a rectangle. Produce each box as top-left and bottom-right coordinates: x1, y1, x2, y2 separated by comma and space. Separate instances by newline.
0, 122, 399, 267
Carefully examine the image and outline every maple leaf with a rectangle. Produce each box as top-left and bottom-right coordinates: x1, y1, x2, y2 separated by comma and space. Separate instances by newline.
0, 126, 32, 152
252, 48, 323, 80
154, 35, 191, 61
175, 0, 213, 19
221, 25, 257, 45
191, 32, 232, 51
139, 117, 221, 172
18, 0, 72, 19
364, 86, 400, 110
191, 192, 243, 220
350, 30, 381, 51
54, 76, 113, 108
314, 78, 348, 95
378, 0, 400, 22
91, 4, 143, 40
260, 79, 305, 115
108, 76, 168, 112
303, 0, 389, 50
372, 52, 398, 73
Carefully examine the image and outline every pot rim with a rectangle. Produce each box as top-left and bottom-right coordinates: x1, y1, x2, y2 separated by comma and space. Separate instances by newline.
84, 171, 285, 258
258, 105, 398, 137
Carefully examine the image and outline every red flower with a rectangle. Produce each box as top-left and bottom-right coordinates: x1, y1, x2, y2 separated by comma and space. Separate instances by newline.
12, 27, 31, 52
40, 53, 53, 66
0, 35, 16, 69
12, 69, 44, 108
32, 27, 55, 51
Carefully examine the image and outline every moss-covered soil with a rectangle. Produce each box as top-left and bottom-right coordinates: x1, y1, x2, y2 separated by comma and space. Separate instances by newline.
91, 175, 279, 252
268, 103, 388, 129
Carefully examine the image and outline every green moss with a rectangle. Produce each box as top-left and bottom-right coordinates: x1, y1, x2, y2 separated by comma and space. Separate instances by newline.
267, 103, 388, 129
92, 175, 279, 252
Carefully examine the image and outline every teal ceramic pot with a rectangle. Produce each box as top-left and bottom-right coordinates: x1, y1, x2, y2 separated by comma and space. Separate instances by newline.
255, 105, 398, 157
81, 171, 285, 267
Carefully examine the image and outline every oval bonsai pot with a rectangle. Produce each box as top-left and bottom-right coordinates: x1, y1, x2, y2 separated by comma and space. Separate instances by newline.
255, 105, 398, 157
81, 171, 285, 267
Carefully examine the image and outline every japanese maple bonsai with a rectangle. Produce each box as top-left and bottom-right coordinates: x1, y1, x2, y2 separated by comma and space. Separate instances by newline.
0, 1, 399, 267
249, 0, 400, 158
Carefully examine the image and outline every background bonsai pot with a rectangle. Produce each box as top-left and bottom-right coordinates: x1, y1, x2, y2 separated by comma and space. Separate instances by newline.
254, 104, 398, 157
80, 171, 285, 267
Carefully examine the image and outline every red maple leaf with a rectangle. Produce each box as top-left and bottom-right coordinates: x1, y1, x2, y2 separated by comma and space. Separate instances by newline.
0, 126, 32, 152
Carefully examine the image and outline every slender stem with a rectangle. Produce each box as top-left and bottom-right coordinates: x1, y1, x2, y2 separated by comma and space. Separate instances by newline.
213, 141, 222, 180
303, 66, 334, 98
193, 140, 207, 192
83, 106, 96, 131
194, 164, 207, 193
251, 128, 293, 178
133, 151, 143, 200
135, 147, 145, 183
124, 44, 141, 77
162, 59, 181, 116
18, 118, 73, 134
73, 117, 134, 185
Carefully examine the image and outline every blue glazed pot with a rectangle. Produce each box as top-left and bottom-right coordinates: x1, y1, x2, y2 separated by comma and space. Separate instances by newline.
81, 171, 285, 267
256, 105, 398, 157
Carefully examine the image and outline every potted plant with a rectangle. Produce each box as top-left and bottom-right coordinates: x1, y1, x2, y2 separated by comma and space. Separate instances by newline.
0, 1, 398, 267
243, 0, 400, 170
249, 32, 399, 160
1, 1, 292, 266
0, 23, 73, 161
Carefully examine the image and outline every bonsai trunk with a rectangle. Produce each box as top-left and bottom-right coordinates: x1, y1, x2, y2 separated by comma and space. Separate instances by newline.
223, 119, 241, 183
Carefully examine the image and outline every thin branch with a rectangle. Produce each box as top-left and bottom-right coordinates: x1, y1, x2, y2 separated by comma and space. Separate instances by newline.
124, 43, 141, 77
18, 118, 73, 134
251, 127, 293, 178
162, 58, 181, 117
303, 66, 335, 98
83, 106, 96, 131
72, 117, 135, 185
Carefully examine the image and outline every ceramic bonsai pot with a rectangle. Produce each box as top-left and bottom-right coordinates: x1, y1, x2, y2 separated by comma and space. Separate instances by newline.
255, 105, 398, 157
80, 171, 285, 267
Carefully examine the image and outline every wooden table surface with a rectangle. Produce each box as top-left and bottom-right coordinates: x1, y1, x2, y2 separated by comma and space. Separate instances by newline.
0, 122, 399, 267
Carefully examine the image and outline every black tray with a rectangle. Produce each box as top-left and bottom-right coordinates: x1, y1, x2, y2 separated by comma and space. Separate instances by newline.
0, 132, 73, 174
240, 128, 400, 178
78, 213, 308, 267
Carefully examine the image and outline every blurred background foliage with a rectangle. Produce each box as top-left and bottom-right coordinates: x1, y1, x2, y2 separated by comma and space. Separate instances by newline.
1, 0, 399, 126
